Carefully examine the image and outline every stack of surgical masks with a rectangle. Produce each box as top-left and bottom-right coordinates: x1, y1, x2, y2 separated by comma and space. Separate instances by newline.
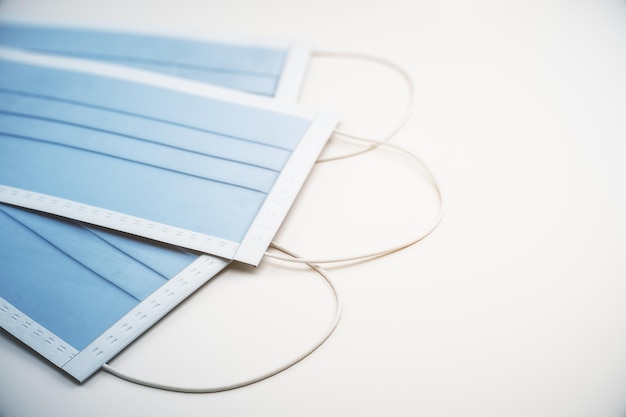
0, 22, 337, 381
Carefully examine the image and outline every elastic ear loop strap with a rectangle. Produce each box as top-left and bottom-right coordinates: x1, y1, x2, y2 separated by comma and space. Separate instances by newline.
101, 243, 342, 393
311, 50, 415, 163
266, 137, 444, 265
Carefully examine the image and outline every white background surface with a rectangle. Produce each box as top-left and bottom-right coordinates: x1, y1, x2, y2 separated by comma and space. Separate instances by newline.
1, 1, 626, 416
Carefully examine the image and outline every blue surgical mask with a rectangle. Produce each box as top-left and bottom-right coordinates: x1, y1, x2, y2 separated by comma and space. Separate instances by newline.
0, 203, 230, 380
0, 54, 336, 264
0, 21, 310, 101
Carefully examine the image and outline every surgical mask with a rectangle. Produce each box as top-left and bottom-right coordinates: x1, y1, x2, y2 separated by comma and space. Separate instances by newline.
0, 51, 336, 265
0, 21, 310, 101
0, 203, 230, 381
